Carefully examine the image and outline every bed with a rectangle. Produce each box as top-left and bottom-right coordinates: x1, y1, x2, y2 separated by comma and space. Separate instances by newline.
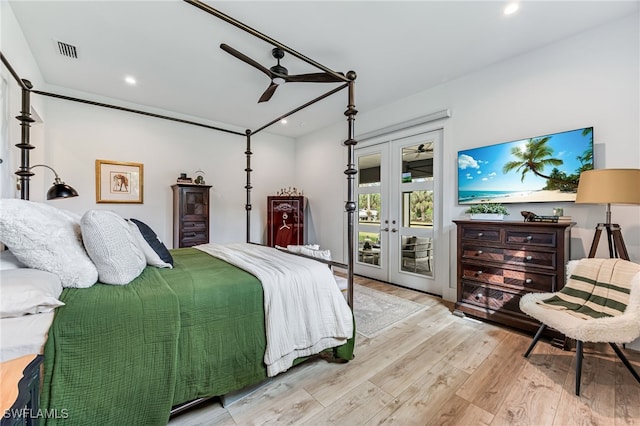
0, 1, 359, 424
0, 199, 353, 424
40, 246, 353, 425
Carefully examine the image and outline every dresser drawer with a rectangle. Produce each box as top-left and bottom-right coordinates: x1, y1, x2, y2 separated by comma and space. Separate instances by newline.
182, 221, 207, 231
460, 281, 523, 314
461, 244, 504, 262
461, 262, 555, 292
180, 236, 207, 247
505, 230, 556, 247
461, 263, 505, 285
460, 226, 500, 242
180, 222, 207, 247
503, 248, 555, 269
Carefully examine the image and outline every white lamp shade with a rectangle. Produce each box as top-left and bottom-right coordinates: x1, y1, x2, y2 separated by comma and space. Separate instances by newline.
575, 169, 640, 205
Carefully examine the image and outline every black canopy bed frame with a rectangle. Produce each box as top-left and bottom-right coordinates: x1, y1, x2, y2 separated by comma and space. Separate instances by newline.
1, 2, 359, 420
1, 0, 358, 308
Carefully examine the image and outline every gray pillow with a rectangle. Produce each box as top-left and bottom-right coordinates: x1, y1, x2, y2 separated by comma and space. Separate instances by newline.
81, 210, 146, 285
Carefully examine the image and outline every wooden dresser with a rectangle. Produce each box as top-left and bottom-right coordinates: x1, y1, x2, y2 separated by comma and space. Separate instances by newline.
172, 184, 211, 248
453, 219, 572, 334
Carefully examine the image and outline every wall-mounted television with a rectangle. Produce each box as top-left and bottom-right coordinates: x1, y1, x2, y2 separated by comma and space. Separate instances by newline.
457, 126, 593, 204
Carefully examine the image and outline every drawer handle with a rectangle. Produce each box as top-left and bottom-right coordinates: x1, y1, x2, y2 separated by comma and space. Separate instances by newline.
186, 232, 197, 238
525, 255, 532, 261
526, 235, 533, 241
476, 270, 483, 276
477, 232, 484, 237
525, 278, 532, 284
477, 250, 483, 255
475, 294, 481, 300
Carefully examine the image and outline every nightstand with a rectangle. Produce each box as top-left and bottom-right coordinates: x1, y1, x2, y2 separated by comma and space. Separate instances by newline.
1, 354, 43, 426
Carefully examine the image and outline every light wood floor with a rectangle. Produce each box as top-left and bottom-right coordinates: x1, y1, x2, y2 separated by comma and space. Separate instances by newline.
169, 275, 640, 426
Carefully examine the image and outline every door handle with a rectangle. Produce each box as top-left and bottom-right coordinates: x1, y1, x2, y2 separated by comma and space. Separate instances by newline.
382, 227, 389, 232
391, 228, 397, 232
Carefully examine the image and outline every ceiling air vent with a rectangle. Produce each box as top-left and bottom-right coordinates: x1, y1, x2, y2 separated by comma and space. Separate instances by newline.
56, 41, 78, 59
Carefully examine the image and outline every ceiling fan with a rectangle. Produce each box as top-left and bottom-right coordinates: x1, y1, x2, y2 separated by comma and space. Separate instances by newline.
404, 143, 433, 159
220, 43, 344, 103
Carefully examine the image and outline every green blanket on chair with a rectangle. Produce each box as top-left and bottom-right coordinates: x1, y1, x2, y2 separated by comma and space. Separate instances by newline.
539, 258, 640, 319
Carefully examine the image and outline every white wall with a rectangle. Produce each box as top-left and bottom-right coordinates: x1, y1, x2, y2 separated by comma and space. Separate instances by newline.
298, 13, 640, 298
34, 98, 295, 246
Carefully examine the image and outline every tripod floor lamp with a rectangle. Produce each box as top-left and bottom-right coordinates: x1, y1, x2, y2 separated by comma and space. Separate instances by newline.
575, 168, 640, 261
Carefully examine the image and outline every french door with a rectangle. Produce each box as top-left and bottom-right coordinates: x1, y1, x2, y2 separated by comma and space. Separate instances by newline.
355, 130, 442, 295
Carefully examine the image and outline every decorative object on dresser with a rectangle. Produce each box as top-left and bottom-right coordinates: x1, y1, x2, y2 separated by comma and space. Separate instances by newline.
95, 160, 143, 204
575, 168, 640, 261
464, 203, 509, 221
267, 196, 307, 248
521, 210, 572, 223
1, 354, 45, 426
193, 169, 206, 185
452, 219, 572, 336
172, 184, 211, 248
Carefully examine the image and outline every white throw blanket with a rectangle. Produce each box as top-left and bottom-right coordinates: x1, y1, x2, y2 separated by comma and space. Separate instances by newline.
196, 243, 353, 376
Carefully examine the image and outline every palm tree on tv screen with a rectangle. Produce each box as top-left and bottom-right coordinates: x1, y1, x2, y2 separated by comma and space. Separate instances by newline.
502, 137, 578, 190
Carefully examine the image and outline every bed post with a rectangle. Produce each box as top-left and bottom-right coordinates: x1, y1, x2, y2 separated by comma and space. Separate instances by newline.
14, 79, 35, 200
344, 71, 358, 308
245, 129, 253, 243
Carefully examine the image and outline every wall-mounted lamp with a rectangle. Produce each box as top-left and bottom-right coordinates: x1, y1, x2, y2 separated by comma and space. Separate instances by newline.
29, 164, 79, 200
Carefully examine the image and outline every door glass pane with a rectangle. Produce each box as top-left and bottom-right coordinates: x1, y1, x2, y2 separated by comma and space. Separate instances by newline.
401, 142, 434, 182
401, 190, 433, 228
358, 231, 381, 266
359, 153, 381, 187
400, 235, 433, 275
358, 193, 381, 224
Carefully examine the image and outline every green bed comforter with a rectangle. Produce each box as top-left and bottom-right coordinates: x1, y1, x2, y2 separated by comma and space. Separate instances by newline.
41, 248, 353, 425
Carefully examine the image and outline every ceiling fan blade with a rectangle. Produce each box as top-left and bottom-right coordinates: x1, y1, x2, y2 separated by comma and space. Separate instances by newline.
220, 43, 273, 78
258, 82, 279, 103
285, 72, 344, 83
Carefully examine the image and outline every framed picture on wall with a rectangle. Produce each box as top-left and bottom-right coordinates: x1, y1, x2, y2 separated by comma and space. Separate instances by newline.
95, 159, 144, 203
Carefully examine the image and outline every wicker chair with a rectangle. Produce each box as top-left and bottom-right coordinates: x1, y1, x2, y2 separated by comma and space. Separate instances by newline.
520, 258, 640, 396
401, 236, 432, 273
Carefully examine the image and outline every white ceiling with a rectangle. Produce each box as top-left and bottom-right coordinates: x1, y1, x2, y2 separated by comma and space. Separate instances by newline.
7, 0, 639, 138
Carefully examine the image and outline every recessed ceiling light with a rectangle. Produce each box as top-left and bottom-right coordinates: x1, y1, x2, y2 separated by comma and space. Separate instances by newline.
280, 119, 287, 124
124, 76, 136, 85
504, 3, 519, 15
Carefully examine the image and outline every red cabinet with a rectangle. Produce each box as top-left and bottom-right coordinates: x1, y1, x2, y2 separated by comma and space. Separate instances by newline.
267, 196, 306, 247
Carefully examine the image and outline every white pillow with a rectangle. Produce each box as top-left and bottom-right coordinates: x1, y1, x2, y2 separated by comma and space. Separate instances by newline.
127, 220, 172, 268
286, 244, 320, 253
298, 246, 332, 261
81, 210, 146, 285
0, 250, 26, 270
0, 199, 98, 288
0, 269, 64, 318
